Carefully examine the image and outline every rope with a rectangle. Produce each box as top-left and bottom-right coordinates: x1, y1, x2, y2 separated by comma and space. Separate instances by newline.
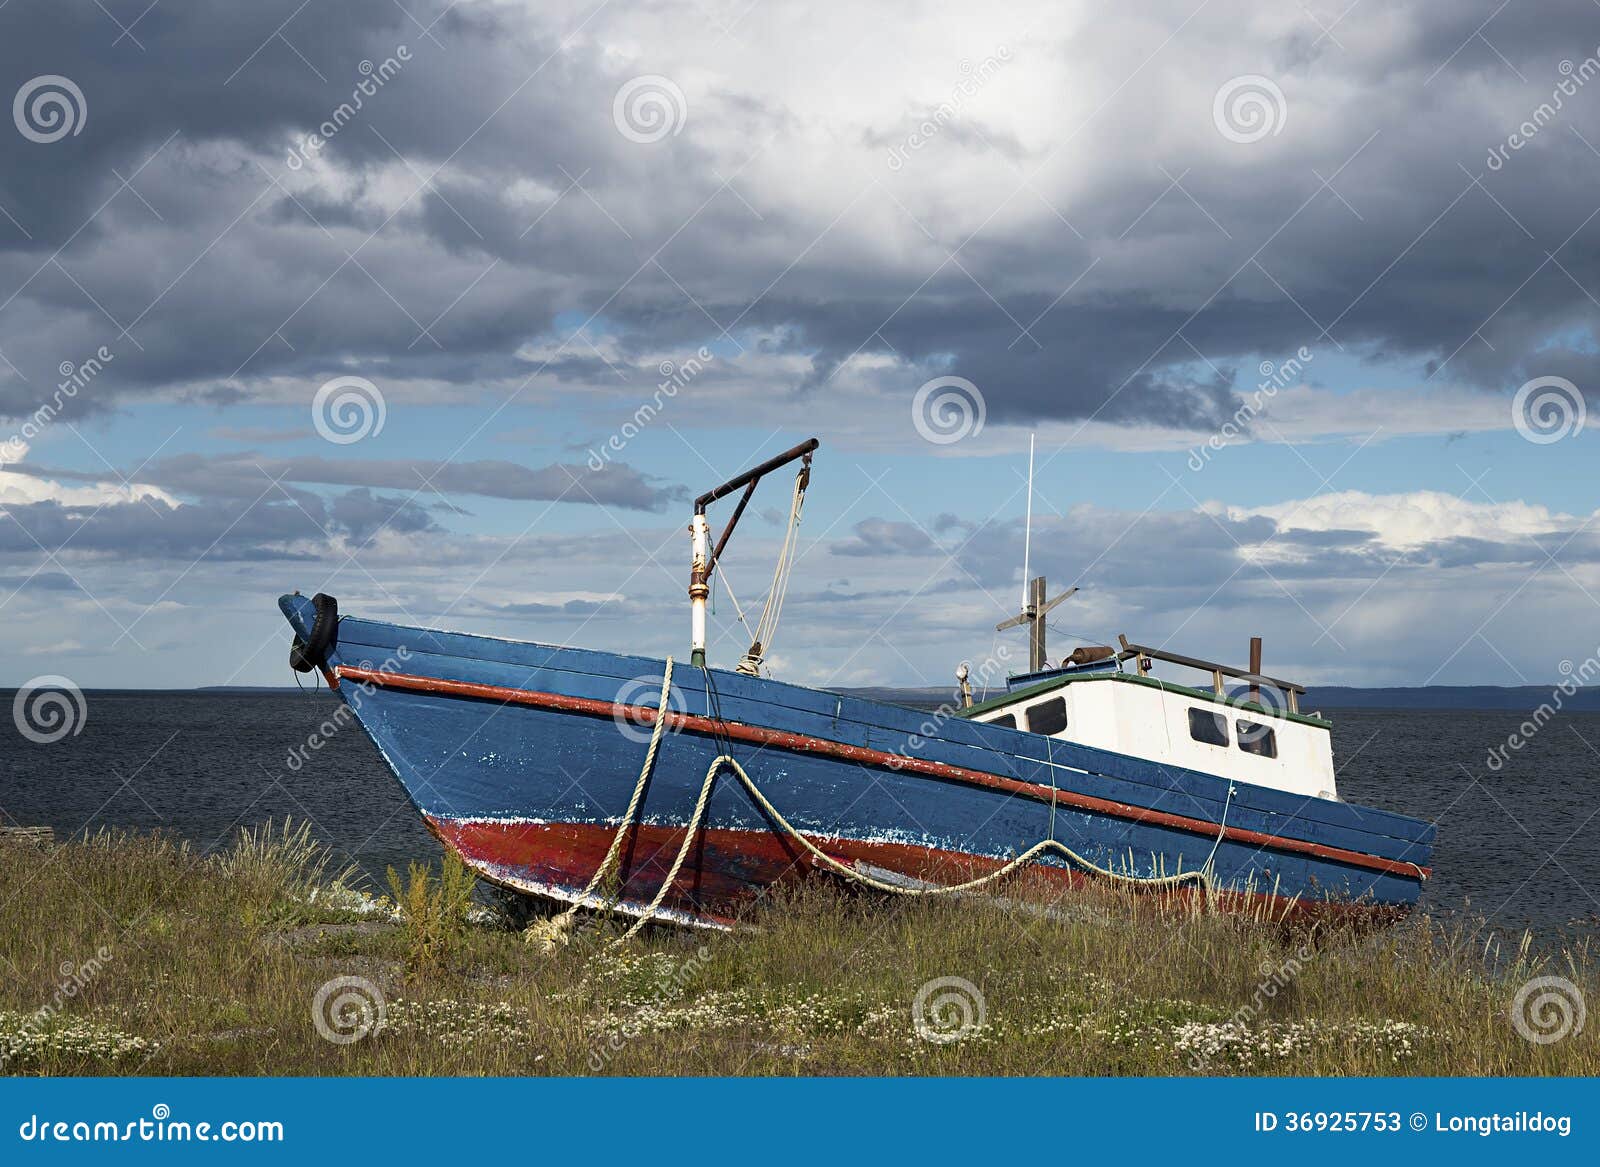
523, 662, 676, 950
736, 466, 807, 676
710, 565, 758, 645
531, 654, 1221, 948
1045, 735, 1058, 840
1200, 781, 1237, 876
618, 752, 1213, 940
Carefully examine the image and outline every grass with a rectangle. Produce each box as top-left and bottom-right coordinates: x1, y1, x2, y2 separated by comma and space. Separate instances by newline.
0, 824, 1595, 1076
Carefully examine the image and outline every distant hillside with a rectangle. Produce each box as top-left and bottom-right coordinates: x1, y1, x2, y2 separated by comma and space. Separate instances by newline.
195, 686, 302, 693
157, 683, 1600, 712
833, 683, 1600, 714
1302, 686, 1600, 711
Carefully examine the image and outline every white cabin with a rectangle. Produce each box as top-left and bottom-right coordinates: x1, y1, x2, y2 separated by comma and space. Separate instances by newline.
961, 664, 1338, 801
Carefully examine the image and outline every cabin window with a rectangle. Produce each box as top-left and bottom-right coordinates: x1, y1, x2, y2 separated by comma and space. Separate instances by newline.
1027, 697, 1069, 735
1187, 707, 1229, 747
988, 714, 1017, 729
1236, 721, 1278, 758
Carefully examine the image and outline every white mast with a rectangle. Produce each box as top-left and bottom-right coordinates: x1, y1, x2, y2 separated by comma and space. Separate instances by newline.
996, 433, 1075, 672
1021, 432, 1034, 608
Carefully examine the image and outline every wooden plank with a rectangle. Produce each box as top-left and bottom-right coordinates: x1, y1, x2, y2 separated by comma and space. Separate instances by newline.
0, 826, 54, 845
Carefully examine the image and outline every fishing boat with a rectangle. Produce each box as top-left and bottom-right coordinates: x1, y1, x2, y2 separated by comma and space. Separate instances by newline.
278, 437, 1433, 931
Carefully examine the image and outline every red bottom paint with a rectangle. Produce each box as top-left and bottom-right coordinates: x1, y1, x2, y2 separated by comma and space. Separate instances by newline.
426, 816, 1399, 930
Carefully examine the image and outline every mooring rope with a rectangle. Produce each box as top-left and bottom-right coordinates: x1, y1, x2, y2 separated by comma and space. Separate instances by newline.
618, 747, 1214, 941
523, 664, 675, 950
531, 655, 1218, 948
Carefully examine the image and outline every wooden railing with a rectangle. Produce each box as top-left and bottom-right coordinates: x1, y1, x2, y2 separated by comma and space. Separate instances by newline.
1116, 635, 1305, 713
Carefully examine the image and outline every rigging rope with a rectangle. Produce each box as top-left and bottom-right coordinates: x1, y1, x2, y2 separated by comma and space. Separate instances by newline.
735, 465, 807, 676
710, 564, 758, 645
529, 655, 1222, 948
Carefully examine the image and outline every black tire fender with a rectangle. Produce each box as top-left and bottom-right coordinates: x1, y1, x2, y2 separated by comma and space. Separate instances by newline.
289, 592, 339, 673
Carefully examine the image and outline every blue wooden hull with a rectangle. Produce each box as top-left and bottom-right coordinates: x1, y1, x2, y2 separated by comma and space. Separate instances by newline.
279, 594, 1434, 926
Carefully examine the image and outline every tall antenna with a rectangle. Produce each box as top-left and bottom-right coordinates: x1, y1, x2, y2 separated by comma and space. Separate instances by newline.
1021, 432, 1034, 608
997, 433, 1075, 673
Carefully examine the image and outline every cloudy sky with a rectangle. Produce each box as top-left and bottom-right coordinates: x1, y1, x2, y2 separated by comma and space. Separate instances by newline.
1, 0, 1597, 690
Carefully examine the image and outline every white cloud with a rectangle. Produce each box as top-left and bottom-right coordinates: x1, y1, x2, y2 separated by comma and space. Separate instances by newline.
1221, 489, 1577, 551
0, 467, 176, 509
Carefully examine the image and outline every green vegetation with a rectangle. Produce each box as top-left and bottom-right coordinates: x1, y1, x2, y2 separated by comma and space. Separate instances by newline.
385, 853, 477, 979
1, 825, 1595, 1076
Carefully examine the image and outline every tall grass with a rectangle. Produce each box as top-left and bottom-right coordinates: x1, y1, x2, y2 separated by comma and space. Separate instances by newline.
213, 817, 362, 928
0, 827, 1594, 1076
385, 853, 476, 979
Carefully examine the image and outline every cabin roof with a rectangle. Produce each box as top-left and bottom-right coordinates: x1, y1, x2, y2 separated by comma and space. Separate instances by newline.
959, 668, 1334, 729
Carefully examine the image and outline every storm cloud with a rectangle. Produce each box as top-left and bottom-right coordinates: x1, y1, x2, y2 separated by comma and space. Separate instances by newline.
3, 2, 1599, 687
4, 2, 1599, 427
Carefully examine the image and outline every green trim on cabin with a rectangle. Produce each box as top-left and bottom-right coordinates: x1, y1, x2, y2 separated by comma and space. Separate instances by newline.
960, 674, 1080, 718
958, 669, 1334, 729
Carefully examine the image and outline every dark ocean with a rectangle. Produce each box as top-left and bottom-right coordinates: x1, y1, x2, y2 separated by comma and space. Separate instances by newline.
1, 691, 1596, 943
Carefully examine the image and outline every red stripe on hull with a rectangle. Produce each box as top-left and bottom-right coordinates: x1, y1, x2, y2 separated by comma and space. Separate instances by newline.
344, 665, 1428, 882
426, 815, 1399, 929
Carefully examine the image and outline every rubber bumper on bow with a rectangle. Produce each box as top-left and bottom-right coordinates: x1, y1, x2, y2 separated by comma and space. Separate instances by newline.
281, 592, 338, 673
